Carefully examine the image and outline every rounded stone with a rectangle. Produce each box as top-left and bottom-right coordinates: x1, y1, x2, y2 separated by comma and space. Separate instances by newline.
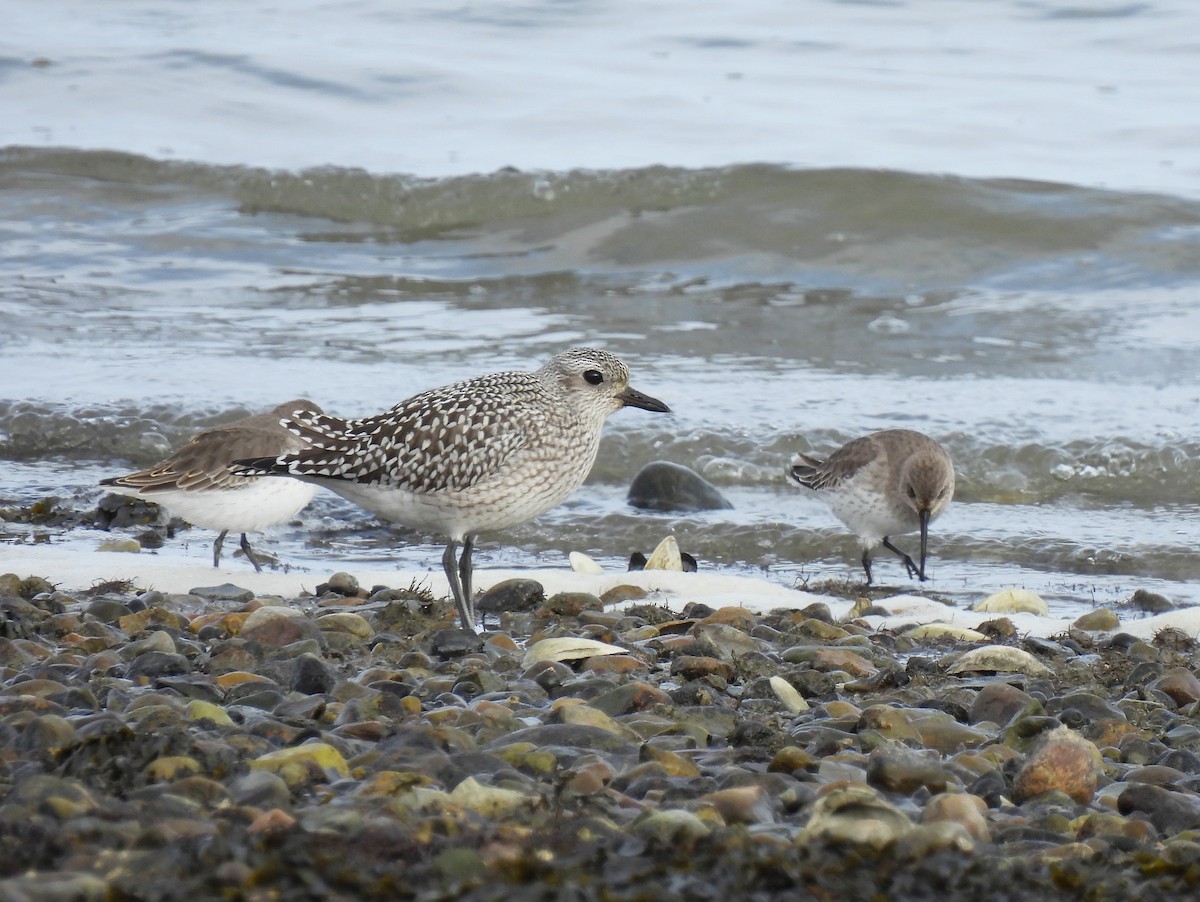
1073, 608, 1120, 631
922, 792, 991, 841
320, 572, 360, 597
239, 605, 321, 647
626, 461, 733, 512
476, 578, 546, 615
1013, 725, 1103, 804
670, 655, 736, 682
866, 745, 948, 795
1151, 668, 1200, 708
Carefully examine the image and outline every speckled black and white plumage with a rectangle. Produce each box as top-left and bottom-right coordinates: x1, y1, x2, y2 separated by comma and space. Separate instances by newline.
101, 399, 324, 571
788, 429, 955, 585
234, 348, 670, 631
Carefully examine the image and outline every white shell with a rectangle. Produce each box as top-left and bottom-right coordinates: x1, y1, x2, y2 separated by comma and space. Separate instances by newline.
569, 551, 605, 574
522, 637, 626, 667
972, 589, 1050, 616
644, 535, 683, 571
769, 676, 810, 713
946, 644, 1052, 677
902, 623, 988, 642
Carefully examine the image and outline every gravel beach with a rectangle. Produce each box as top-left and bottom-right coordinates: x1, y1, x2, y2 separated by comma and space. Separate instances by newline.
3, 565, 1200, 900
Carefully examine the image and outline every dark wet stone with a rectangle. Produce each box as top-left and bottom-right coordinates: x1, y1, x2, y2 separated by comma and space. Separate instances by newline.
1164, 724, 1200, 750
1128, 589, 1175, 613
867, 746, 949, 795
1121, 735, 1167, 765
915, 697, 970, 723
1152, 668, 1200, 707
155, 675, 223, 703
429, 628, 485, 657
83, 597, 133, 624
520, 659, 575, 693
1022, 636, 1072, 659
670, 655, 735, 682
540, 592, 604, 617
626, 460, 733, 512
799, 603, 834, 623
491, 724, 639, 762
317, 572, 360, 597
1004, 714, 1063, 751
1118, 783, 1200, 835
1127, 764, 1190, 785
842, 667, 908, 693
286, 653, 340, 695
1158, 749, 1200, 774
1123, 660, 1166, 691
231, 688, 287, 711
779, 668, 836, 700
589, 681, 672, 716
1045, 691, 1126, 726
204, 640, 262, 674
728, 719, 789, 754
969, 686, 1036, 729
274, 695, 328, 720
230, 769, 292, 808
124, 651, 191, 681
188, 583, 255, 603
476, 578, 545, 615
47, 687, 99, 710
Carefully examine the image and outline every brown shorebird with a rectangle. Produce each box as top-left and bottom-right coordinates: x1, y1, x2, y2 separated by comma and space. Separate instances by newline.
788, 428, 955, 584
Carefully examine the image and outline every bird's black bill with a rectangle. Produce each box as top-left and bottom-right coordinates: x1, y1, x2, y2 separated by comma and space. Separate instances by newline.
619, 386, 670, 413
918, 508, 931, 580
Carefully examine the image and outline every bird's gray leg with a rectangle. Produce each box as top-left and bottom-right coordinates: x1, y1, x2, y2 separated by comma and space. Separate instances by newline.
240, 533, 264, 573
459, 535, 475, 628
442, 541, 476, 634
213, 529, 228, 568
861, 548, 873, 586
881, 537, 923, 580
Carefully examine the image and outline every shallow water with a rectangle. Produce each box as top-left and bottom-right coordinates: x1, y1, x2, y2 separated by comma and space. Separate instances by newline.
2, 1, 1199, 617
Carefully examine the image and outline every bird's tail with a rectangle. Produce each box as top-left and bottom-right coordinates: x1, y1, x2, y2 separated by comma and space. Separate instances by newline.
230, 456, 286, 478
787, 452, 825, 489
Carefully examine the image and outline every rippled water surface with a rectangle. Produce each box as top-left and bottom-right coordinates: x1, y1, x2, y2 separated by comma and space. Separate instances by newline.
2, 1, 1199, 616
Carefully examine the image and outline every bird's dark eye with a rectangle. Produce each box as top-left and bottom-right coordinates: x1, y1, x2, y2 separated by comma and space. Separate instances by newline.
583, 369, 604, 385
906, 486, 917, 499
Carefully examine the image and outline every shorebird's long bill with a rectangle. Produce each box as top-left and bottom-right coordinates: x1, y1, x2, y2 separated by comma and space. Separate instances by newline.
918, 508, 931, 580
619, 386, 670, 413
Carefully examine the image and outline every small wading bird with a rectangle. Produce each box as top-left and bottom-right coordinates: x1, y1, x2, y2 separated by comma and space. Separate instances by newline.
101, 400, 324, 571
233, 348, 670, 633
788, 428, 955, 585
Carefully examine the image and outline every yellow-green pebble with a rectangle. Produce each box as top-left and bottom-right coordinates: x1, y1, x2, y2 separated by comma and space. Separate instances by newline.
186, 699, 234, 726
251, 742, 350, 787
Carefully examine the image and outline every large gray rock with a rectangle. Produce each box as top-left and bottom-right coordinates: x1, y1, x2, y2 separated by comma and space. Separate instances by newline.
626, 461, 733, 512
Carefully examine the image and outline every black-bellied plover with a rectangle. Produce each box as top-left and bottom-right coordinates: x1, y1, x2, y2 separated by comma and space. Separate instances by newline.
788, 429, 955, 585
233, 348, 670, 632
101, 400, 323, 571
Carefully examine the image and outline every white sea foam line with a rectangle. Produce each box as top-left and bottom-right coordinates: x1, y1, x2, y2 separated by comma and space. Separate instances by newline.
0, 544, 833, 610
4, 544, 1192, 640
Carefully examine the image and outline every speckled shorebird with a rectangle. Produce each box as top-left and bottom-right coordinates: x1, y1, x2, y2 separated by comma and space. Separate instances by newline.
788, 428, 955, 585
232, 348, 670, 632
101, 400, 323, 571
